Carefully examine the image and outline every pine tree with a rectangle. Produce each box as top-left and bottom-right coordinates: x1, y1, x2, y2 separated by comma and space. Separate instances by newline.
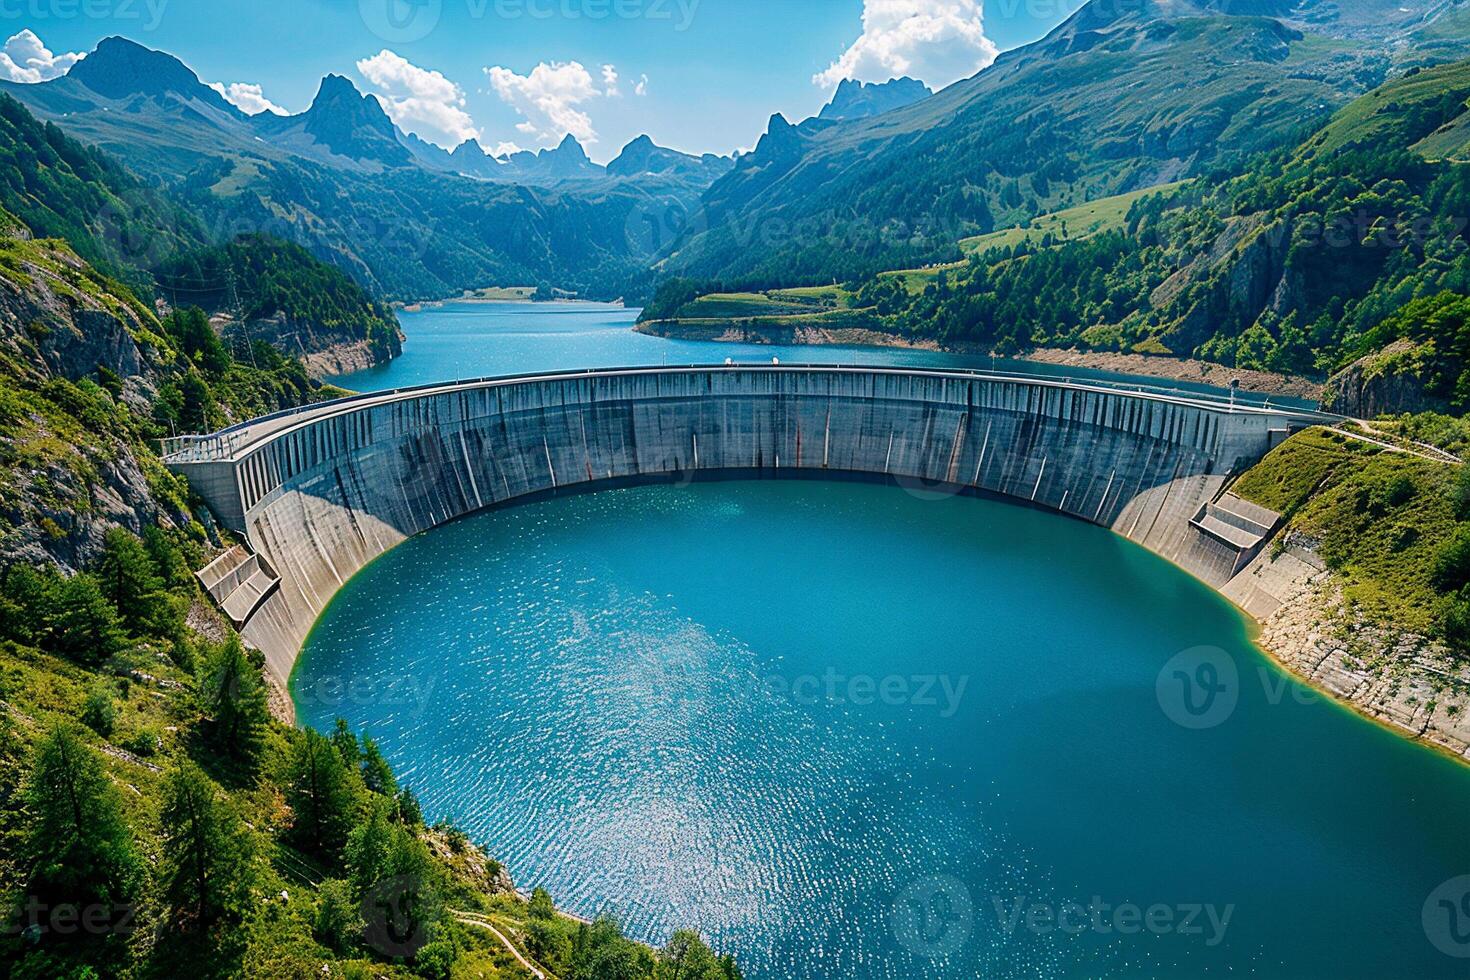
360, 736, 397, 798
143, 525, 192, 589
377, 786, 412, 828
160, 762, 258, 928
203, 635, 269, 760
331, 718, 361, 769
49, 573, 124, 665
95, 528, 162, 635
0, 564, 59, 646
346, 798, 441, 959
22, 724, 142, 923
660, 929, 723, 980
285, 728, 363, 862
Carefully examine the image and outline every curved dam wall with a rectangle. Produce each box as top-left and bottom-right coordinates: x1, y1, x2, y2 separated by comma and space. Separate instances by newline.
166, 367, 1313, 688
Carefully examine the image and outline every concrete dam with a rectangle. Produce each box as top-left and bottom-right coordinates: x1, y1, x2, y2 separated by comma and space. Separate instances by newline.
163, 365, 1329, 688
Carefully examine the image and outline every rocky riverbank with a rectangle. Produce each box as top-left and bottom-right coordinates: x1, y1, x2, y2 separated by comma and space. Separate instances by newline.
1020, 348, 1323, 402
1228, 534, 1470, 763
635, 318, 955, 351
297, 338, 382, 378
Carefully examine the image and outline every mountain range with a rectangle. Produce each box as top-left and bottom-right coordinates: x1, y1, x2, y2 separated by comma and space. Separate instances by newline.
663, 0, 1470, 284
817, 77, 933, 121
2, 0, 1468, 306
0, 37, 734, 301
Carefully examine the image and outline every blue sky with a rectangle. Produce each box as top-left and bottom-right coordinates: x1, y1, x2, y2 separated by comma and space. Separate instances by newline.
1, 0, 1080, 161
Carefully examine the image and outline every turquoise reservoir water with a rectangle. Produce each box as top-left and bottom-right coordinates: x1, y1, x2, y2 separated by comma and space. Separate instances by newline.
331, 301, 1315, 409
294, 480, 1470, 979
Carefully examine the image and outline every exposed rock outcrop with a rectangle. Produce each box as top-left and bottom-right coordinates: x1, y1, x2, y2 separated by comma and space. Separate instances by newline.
1258, 564, 1470, 760
1320, 338, 1453, 418
0, 239, 190, 570
211, 310, 401, 380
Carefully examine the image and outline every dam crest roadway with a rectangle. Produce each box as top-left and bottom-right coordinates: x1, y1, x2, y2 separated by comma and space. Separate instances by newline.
162, 364, 1339, 695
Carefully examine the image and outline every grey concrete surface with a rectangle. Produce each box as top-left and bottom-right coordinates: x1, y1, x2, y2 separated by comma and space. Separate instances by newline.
164, 365, 1329, 690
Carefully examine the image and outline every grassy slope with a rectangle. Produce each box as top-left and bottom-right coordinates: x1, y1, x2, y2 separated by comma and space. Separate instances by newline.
666, 181, 1192, 316
0, 612, 607, 980
960, 182, 1188, 255
877, 182, 1188, 294
1305, 59, 1470, 157
1235, 428, 1466, 633
649, 284, 869, 330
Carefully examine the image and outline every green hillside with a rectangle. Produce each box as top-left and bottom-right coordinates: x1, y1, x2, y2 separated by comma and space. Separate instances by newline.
665, 0, 1469, 285
1234, 424, 1470, 641
0, 94, 204, 289
853, 60, 1470, 380
1302, 59, 1470, 158
874, 183, 1189, 294
646, 59, 1470, 423
155, 235, 402, 365
957, 182, 1188, 256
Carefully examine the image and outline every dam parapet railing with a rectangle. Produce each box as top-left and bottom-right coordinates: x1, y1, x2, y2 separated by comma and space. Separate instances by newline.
161, 364, 1338, 690
161, 363, 1340, 467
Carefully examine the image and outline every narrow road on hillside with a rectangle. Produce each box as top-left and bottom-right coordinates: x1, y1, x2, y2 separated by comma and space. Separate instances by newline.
452, 910, 550, 979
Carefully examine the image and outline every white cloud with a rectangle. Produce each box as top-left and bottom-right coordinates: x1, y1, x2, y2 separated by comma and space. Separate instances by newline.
815, 0, 998, 91
208, 81, 286, 116
601, 64, 620, 97
0, 29, 83, 84
634, 74, 649, 97
484, 60, 606, 148
356, 49, 479, 149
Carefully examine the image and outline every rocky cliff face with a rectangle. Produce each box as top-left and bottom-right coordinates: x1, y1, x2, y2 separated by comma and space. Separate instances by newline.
210, 309, 401, 379
1320, 338, 1453, 417
1154, 214, 1296, 355
0, 237, 191, 571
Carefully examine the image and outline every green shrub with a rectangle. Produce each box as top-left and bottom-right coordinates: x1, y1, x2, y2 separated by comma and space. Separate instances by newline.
81, 681, 117, 737
1442, 591, 1470, 653
122, 727, 162, 757
1432, 527, 1470, 593
313, 879, 363, 953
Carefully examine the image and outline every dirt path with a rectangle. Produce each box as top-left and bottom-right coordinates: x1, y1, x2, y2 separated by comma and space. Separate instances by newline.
452, 910, 551, 979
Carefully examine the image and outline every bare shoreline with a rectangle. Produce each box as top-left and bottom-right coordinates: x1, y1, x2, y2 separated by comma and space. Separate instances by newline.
634, 320, 1322, 402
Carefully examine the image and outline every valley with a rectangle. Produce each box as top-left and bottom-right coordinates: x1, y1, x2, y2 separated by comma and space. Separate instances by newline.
1, 0, 1470, 977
